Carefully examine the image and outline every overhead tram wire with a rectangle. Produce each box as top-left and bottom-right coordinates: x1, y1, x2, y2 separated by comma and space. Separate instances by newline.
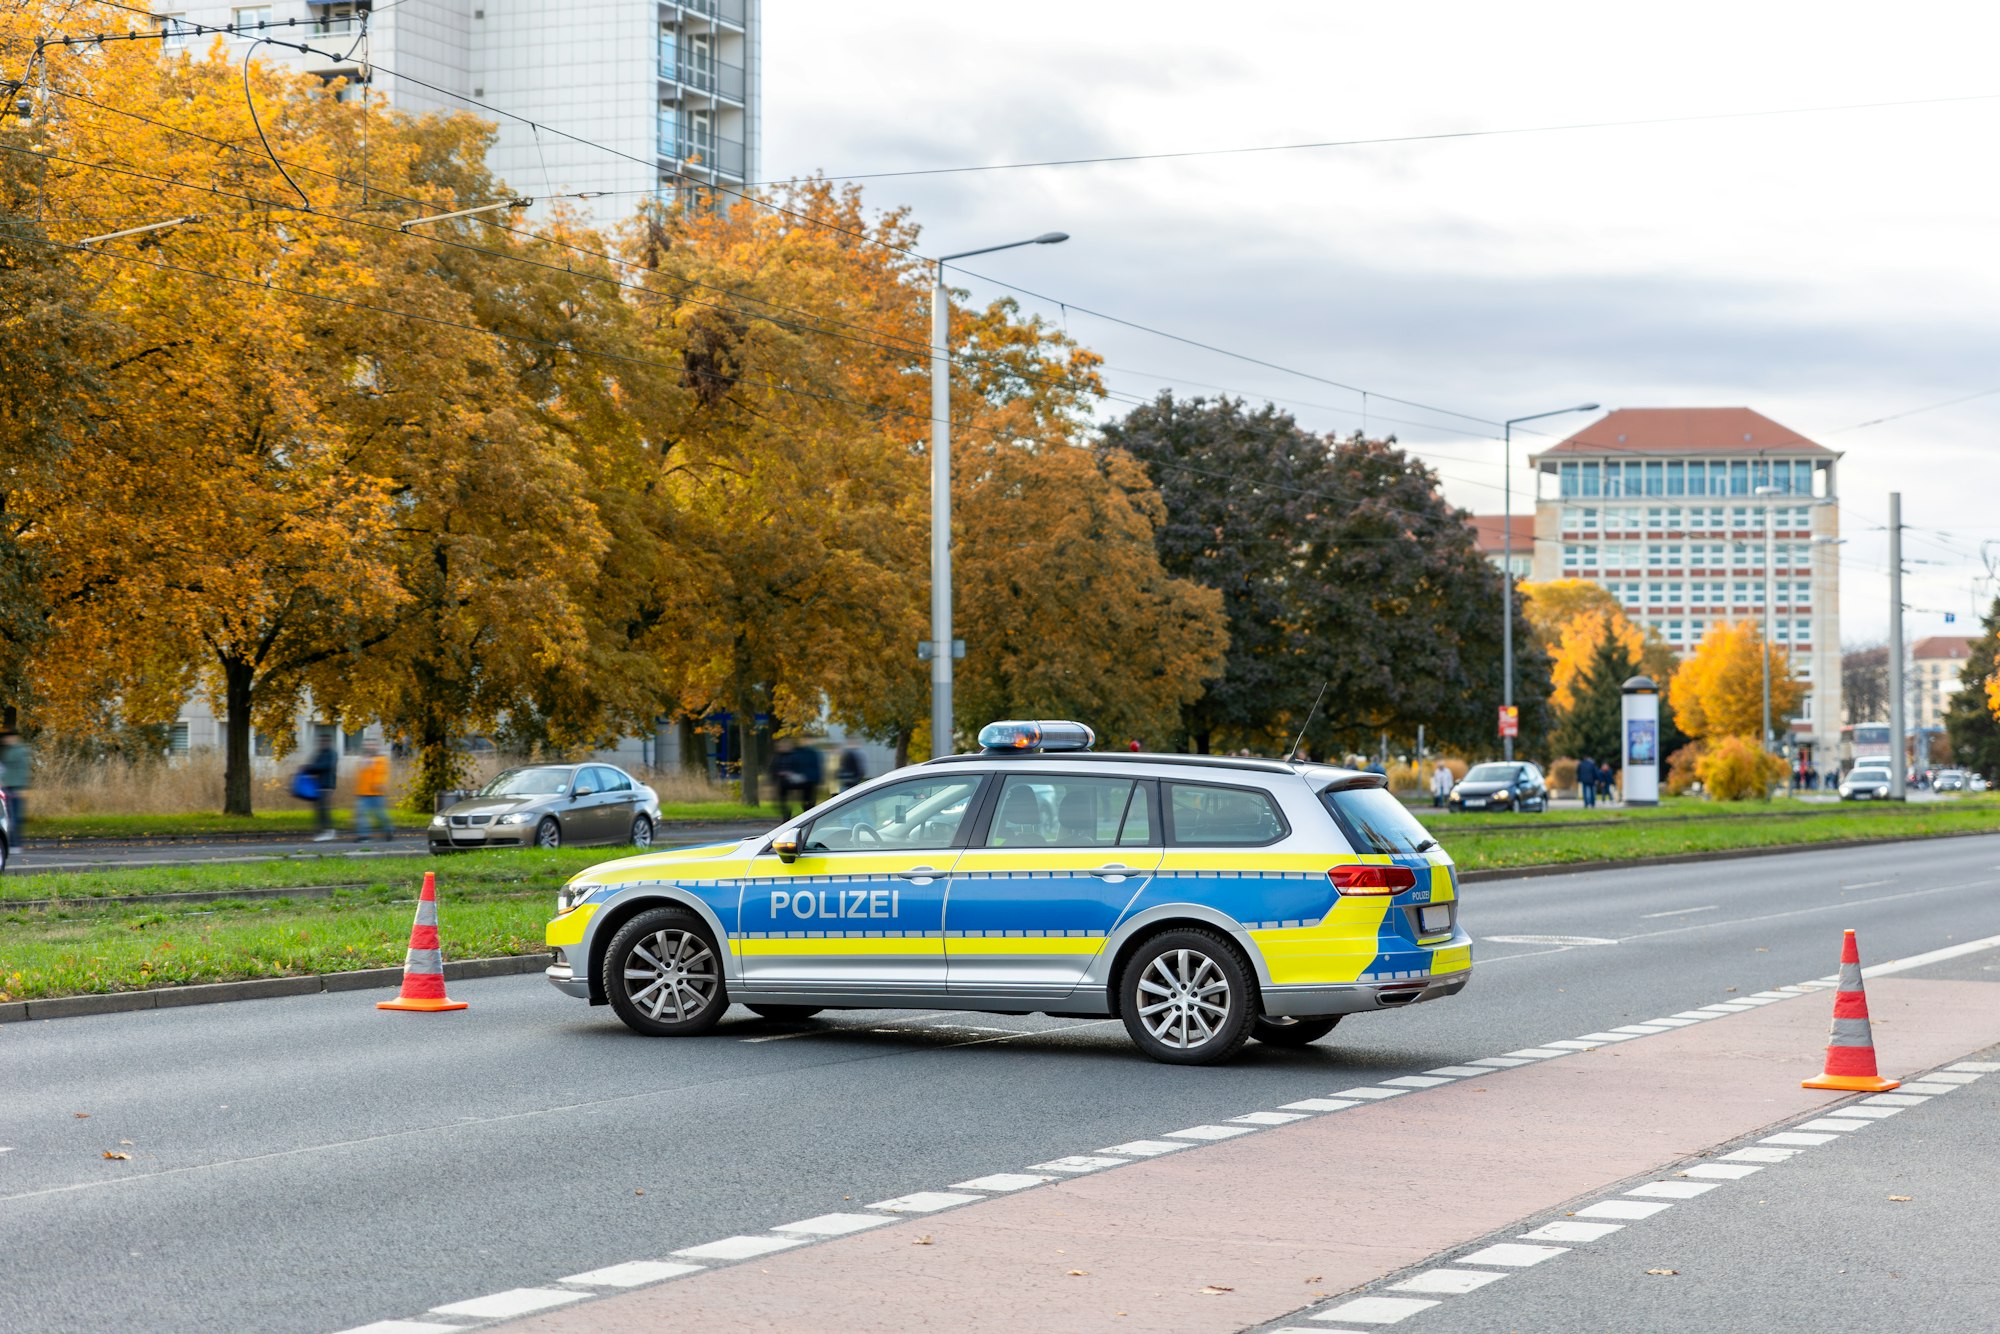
29, 81, 1525, 452
66, 3, 1543, 445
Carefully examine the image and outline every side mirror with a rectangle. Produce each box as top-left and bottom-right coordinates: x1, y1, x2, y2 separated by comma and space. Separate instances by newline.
573, 786, 596, 799
772, 836, 800, 864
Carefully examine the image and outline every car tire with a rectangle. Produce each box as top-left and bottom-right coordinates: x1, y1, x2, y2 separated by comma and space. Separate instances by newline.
747, 1004, 823, 1022
1118, 928, 1257, 1066
535, 816, 562, 849
605, 908, 728, 1036
1250, 1014, 1340, 1047
629, 814, 654, 848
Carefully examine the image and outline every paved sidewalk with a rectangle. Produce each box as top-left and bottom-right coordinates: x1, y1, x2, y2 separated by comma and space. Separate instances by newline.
496, 977, 2000, 1334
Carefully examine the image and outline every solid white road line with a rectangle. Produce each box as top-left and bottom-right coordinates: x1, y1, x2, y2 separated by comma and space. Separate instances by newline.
1863, 931, 2000, 978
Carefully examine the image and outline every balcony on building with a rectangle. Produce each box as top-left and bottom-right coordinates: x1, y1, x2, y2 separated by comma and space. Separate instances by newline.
667, 0, 748, 30
659, 40, 747, 104
657, 117, 747, 182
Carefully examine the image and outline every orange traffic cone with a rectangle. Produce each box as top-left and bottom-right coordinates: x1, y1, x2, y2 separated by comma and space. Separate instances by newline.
1802, 929, 1897, 1092
377, 872, 469, 1013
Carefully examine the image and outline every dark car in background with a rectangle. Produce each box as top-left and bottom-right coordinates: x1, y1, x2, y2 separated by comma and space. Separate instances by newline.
429, 764, 663, 852
1446, 761, 1549, 813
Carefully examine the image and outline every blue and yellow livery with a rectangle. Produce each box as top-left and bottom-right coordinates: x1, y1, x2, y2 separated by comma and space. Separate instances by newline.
546, 722, 1470, 1065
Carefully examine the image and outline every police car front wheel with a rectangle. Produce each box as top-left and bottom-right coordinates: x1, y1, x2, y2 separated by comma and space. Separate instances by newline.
1119, 929, 1256, 1065
606, 909, 728, 1036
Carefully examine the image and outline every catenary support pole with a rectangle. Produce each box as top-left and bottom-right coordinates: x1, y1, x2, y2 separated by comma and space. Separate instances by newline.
1889, 491, 1907, 800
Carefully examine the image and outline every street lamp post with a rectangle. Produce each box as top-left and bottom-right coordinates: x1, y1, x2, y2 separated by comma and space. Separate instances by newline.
1501, 403, 1599, 760
1754, 483, 1782, 756
929, 231, 1068, 759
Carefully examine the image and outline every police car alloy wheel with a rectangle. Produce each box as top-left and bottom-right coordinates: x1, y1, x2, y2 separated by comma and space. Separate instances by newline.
629, 814, 653, 848
536, 816, 562, 849
1250, 1014, 1340, 1047
605, 908, 728, 1036
1119, 929, 1256, 1065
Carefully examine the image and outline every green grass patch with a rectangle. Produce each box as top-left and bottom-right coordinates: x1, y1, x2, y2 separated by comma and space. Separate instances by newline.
1446, 800, 2000, 871
7, 801, 1997, 1004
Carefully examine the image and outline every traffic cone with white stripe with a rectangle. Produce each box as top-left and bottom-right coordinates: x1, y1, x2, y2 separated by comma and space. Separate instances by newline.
376, 872, 469, 1013
1801, 929, 1896, 1092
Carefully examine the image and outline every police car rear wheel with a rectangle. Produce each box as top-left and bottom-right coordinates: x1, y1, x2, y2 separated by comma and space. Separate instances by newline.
1120, 929, 1255, 1065
1251, 1015, 1340, 1047
606, 909, 727, 1036
747, 1004, 823, 1022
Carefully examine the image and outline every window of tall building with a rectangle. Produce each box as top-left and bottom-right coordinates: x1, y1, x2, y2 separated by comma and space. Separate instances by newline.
231, 5, 271, 33
1729, 460, 1750, 495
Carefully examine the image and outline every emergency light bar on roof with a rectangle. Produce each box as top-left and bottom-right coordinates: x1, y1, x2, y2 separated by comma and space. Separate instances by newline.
976, 720, 1096, 754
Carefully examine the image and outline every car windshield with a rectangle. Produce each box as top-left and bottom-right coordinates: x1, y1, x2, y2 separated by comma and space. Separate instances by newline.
477, 767, 572, 797
1321, 786, 1438, 855
1463, 764, 1522, 784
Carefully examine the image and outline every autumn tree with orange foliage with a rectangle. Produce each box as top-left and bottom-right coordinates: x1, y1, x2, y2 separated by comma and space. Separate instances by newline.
1668, 620, 1804, 743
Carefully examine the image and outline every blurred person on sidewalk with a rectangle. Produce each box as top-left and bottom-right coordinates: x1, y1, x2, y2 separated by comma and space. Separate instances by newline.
835, 746, 866, 793
352, 740, 393, 842
0, 726, 33, 846
773, 738, 822, 820
305, 731, 340, 841
1579, 755, 1599, 809
1430, 761, 1453, 809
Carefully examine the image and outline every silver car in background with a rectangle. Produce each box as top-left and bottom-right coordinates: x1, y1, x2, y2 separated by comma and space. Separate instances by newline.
428, 764, 663, 852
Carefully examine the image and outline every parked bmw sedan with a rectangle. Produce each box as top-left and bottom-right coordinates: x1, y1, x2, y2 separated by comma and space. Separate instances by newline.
1445, 761, 1550, 813
429, 764, 663, 853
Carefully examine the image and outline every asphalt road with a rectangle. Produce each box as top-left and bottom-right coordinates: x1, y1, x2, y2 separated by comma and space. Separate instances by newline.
4, 834, 1998, 1333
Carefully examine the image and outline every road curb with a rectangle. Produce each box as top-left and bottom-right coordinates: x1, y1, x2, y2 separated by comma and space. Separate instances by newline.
1455, 826, 1998, 883
0, 953, 550, 1024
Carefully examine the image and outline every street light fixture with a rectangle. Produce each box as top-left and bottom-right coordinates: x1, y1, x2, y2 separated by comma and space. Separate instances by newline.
928, 231, 1069, 758
1501, 403, 1600, 760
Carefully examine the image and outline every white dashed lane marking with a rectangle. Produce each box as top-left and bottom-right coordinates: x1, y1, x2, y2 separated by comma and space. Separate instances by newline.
771, 1213, 897, 1237
1639, 904, 1718, 918
1313, 1294, 1441, 1323
558, 1260, 703, 1288
430, 1288, 586, 1319
1028, 1155, 1127, 1173
864, 1191, 983, 1214
1576, 1199, 1674, 1220
1390, 1268, 1510, 1294
949, 1173, 1053, 1192
1458, 1242, 1570, 1267
671, 1235, 808, 1261
1626, 1180, 1718, 1199
1098, 1139, 1189, 1155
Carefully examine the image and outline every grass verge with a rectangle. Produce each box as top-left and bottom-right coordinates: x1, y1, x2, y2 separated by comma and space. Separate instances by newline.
5, 804, 1997, 1004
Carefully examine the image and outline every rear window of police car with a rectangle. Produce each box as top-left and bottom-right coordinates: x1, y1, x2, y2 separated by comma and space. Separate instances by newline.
1320, 787, 1438, 856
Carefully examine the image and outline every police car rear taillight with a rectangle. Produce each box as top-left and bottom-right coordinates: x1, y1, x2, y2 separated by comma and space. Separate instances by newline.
1329, 864, 1417, 895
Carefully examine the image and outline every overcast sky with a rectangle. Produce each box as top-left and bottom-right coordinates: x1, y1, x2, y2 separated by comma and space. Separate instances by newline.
765, 0, 2000, 646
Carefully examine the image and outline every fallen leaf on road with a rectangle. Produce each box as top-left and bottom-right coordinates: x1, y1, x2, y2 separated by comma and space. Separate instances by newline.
1724, 986, 1737, 993
912, 1235, 933, 1246
1888, 1195, 1912, 1202
102, 1151, 130, 1160
1304, 1275, 1322, 1284
1198, 1285, 1233, 1295
634, 1189, 645, 1196
1068, 1270, 1089, 1277
73, 1113, 90, 1119
119, 1140, 133, 1146
1646, 1268, 1679, 1276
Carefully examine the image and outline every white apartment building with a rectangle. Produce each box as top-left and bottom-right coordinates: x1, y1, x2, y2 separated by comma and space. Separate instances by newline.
1481, 408, 1843, 769
152, 1, 760, 214
1910, 635, 1972, 732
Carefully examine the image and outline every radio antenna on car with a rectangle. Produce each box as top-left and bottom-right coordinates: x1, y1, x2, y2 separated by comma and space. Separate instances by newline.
1286, 682, 1330, 763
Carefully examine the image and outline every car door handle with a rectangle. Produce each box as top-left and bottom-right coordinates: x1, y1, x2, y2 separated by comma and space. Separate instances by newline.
1088, 864, 1139, 879
895, 867, 943, 881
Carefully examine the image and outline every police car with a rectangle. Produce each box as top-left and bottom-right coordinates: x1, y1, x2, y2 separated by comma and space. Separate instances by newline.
544, 721, 1470, 1065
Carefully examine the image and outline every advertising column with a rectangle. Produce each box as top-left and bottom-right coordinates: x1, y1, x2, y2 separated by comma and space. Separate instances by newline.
1621, 675, 1660, 806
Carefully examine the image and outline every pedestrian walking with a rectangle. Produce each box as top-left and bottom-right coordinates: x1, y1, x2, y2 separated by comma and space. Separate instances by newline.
1578, 755, 1599, 809
1599, 761, 1618, 805
1429, 762, 1454, 809
772, 739, 823, 820
0, 726, 33, 848
299, 731, 340, 840
835, 746, 866, 793
352, 740, 393, 842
